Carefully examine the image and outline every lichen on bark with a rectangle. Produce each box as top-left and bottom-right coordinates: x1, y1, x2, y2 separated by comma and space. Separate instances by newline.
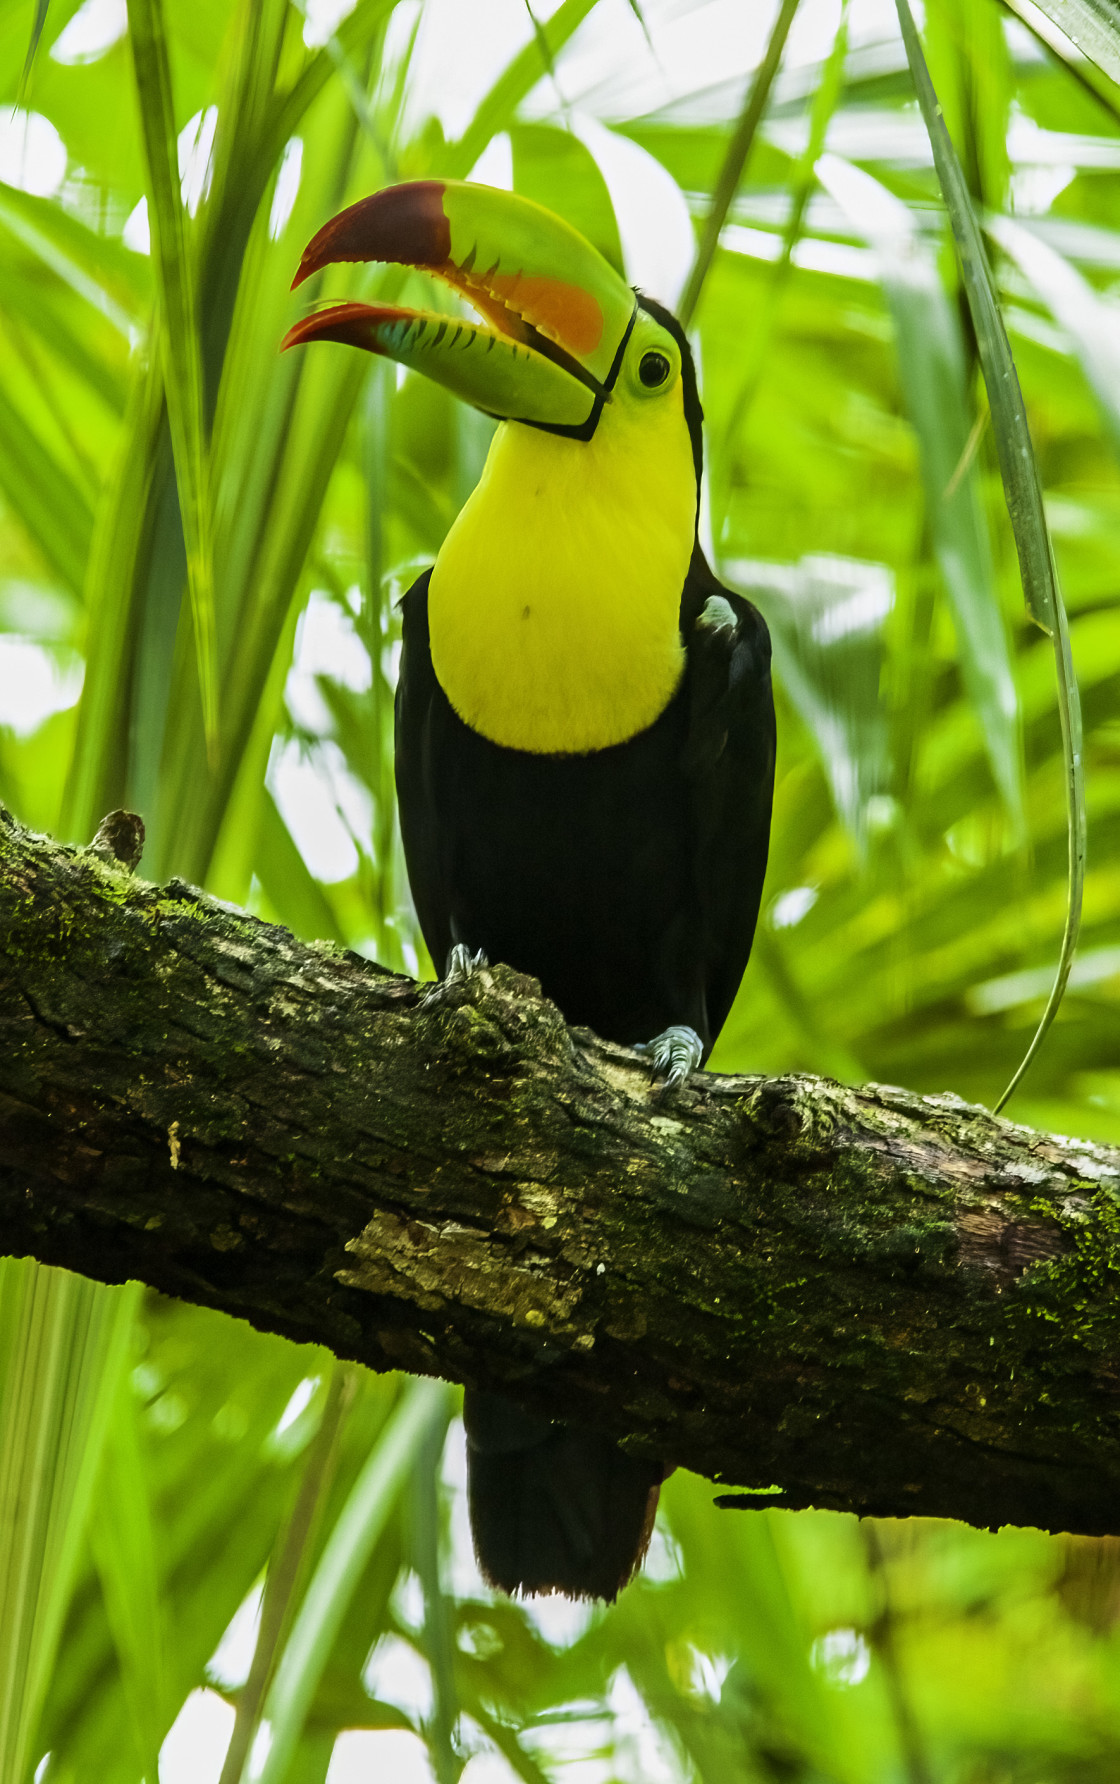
3, 805, 1120, 1537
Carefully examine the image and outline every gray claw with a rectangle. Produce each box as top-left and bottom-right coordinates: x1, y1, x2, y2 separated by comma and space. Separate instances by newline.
445, 942, 488, 983
422, 943, 489, 1008
634, 1024, 704, 1091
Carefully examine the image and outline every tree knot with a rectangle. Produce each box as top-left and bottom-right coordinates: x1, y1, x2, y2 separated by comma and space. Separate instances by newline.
415, 960, 572, 1077
86, 810, 145, 873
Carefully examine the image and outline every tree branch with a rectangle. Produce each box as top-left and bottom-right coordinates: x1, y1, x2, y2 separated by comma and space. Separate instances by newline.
3, 807, 1120, 1535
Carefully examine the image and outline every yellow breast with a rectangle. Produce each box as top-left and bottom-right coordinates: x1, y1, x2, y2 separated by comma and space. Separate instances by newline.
428, 382, 697, 755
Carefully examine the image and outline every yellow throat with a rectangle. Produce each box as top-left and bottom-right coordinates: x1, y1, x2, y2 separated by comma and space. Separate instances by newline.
428, 380, 697, 755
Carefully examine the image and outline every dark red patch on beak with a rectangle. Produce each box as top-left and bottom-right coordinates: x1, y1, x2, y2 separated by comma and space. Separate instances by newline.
291, 181, 452, 290
280, 301, 416, 352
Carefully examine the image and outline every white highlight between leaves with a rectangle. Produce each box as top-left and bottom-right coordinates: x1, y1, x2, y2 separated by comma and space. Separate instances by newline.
0, 112, 66, 199
51, 0, 127, 63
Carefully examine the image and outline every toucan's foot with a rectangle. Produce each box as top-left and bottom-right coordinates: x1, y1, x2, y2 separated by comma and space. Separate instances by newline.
446, 942, 489, 983
422, 943, 489, 1008
633, 1024, 704, 1092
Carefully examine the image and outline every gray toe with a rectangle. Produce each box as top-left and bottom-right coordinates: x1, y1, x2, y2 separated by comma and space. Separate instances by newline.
634, 1024, 704, 1089
422, 943, 489, 1007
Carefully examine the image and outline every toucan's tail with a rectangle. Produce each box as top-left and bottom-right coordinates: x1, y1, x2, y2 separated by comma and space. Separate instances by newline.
463, 1389, 662, 1601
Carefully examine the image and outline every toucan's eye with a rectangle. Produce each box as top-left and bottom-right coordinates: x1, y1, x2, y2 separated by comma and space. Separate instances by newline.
639, 349, 671, 388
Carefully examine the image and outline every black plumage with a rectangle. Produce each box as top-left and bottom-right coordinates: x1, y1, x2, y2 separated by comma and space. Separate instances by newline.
394, 306, 775, 1599
396, 547, 773, 1056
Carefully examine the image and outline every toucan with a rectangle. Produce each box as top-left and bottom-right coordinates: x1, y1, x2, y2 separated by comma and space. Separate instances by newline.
284, 180, 776, 1601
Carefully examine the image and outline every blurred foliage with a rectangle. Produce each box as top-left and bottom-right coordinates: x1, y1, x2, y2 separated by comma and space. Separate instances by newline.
4, 0, 1120, 1777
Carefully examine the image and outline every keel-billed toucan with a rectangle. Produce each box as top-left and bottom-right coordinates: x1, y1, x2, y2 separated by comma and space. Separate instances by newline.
284, 180, 776, 1601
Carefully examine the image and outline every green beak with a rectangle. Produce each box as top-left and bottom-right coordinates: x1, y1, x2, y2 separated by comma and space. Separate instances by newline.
282, 180, 637, 434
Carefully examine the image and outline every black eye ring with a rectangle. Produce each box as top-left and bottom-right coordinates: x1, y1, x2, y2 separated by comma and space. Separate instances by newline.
638, 349, 671, 389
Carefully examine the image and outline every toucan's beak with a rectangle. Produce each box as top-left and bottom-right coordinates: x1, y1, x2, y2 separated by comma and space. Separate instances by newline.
281, 180, 636, 431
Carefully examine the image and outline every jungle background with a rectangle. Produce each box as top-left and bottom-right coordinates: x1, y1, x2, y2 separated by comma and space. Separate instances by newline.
2, 0, 1120, 1776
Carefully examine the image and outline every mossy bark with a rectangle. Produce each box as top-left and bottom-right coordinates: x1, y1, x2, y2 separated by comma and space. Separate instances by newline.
3, 807, 1120, 1535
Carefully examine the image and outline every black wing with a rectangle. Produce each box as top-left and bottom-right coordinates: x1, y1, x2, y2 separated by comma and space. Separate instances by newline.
393, 567, 451, 969
680, 545, 776, 1047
